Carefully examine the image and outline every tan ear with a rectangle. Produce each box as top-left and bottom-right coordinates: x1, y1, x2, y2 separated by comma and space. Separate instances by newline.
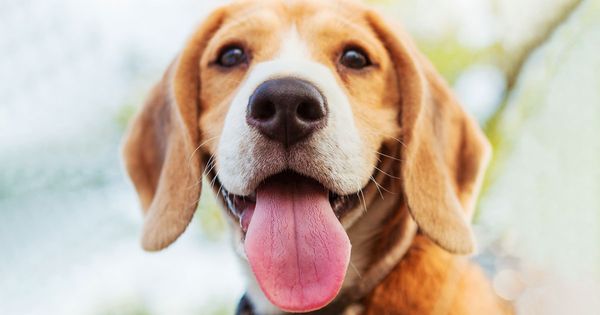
122, 9, 225, 251
367, 11, 491, 254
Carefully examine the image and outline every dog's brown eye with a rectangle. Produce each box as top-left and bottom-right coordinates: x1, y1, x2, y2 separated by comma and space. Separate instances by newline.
340, 48, 371, 69
218, 46, 246, 67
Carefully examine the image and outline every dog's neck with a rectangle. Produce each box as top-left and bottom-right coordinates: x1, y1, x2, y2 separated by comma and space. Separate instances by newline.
334, 144, 419, 310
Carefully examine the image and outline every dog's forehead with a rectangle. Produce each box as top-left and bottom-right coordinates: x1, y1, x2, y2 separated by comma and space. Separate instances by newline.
228, 0, 365, 15
206, 0, 386, 68
221, 0, 369, 33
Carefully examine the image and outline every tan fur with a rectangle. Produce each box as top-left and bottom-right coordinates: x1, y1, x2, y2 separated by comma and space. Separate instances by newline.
122, 0, 511, 313
364, 235, 512, 315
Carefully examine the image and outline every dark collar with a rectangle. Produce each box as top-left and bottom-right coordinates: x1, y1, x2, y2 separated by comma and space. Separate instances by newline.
235, 294, 255, 315
235, 294, 355, 315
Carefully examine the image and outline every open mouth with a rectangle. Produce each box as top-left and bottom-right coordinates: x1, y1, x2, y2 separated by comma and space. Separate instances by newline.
220, 171, 359, 233
216, 171, 359, 312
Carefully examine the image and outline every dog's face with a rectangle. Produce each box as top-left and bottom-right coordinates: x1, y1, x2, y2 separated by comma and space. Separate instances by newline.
123, 0, 491, 313
199, 0, 399, 201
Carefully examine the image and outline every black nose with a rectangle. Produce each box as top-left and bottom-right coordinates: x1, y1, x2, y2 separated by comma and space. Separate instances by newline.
246, 77, 327, 147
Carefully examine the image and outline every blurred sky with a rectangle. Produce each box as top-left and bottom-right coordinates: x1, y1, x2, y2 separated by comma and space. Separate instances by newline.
1, 0, 599, 314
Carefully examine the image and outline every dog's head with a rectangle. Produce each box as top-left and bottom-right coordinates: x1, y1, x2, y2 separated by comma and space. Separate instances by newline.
123, 0, 490, 312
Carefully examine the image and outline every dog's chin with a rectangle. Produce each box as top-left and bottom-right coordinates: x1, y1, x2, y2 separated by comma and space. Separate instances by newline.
217, 170, 361, 236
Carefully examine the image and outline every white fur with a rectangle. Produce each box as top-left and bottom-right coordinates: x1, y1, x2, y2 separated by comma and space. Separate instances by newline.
242, 261, 282, 314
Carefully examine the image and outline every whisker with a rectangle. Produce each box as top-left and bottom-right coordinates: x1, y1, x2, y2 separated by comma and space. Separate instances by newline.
184, 154, 217, 191
375, 150, 403, 162
202, 160, 214, 176
216, 178, 225, 198
185, 172, 206, 190
187, 136, 218, 165
373, 165, 401, 180
358, 123, 408, 149
387, 135, 407, 149
358, 188, 367, 214
349, 262, 362, 279
370, 175, 385, 200
211, 170, 220, 189
203, 155, 217, 177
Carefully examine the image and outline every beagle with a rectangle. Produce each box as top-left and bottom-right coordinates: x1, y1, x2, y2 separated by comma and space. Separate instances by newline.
122, 0, 513, 314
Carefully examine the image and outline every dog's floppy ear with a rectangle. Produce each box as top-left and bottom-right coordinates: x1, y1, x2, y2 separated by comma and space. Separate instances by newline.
367, 11, 491, 254
122, 9, 225, 251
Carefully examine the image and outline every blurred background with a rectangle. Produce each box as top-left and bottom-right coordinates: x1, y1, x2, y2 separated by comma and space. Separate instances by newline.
0, 0, 598, 314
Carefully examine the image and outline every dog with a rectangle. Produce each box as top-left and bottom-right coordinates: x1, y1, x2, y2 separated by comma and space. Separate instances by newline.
122, 0, 513, 314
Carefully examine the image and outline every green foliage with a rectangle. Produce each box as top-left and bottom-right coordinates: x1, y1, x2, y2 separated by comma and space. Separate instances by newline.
93, 297, 235, 315
197, 302, 236, 315
197, 182, 229, 241
94, 300, 153, 315
364, 0, 396, 4
418, 38, 503, 84
115, 103, 138, 131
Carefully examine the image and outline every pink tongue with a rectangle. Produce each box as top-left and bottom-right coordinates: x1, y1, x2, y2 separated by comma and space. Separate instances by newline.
244, 175, 351, 312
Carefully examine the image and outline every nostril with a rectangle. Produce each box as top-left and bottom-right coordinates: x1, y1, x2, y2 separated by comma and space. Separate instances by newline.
296, 101, 325, 122
254, 101, 276, 120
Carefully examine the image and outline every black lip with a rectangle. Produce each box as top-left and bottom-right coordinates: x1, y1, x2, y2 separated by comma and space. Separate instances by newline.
329, 191, 359, 219
211, 170, 360, 224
